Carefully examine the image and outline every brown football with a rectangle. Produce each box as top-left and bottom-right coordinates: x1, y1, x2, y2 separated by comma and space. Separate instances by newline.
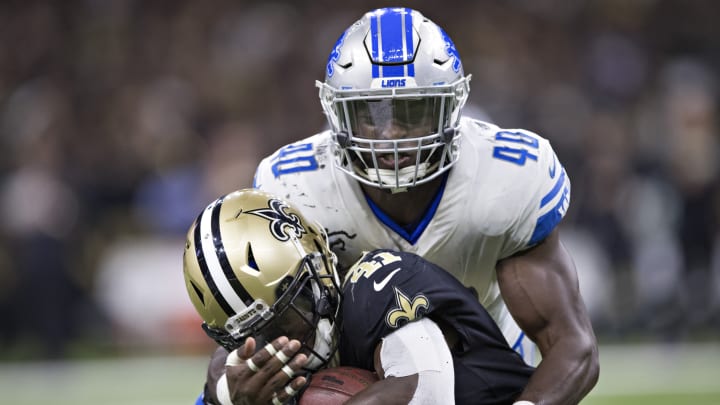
298, 366, 379, 405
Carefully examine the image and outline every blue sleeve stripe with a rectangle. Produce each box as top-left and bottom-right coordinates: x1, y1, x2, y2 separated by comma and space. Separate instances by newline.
540, 167, 566, 208
529, 186, 569, 245
194, 392, 204, 405
512, 331, 525, 358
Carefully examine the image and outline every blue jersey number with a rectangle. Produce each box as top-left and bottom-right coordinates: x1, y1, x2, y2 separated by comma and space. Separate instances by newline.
271, 143, 319, 177
492, 131, 539, 166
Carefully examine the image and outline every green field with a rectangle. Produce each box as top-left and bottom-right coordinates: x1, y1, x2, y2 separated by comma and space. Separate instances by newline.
1, 343, 718, 404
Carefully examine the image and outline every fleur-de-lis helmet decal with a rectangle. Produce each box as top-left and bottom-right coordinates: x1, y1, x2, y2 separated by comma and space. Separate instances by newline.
243, 199, 307, 242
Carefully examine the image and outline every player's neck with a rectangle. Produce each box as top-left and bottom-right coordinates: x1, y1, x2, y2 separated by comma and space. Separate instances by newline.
360, 176, 444, 227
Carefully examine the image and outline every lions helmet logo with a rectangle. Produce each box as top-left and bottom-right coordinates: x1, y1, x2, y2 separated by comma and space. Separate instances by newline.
439, 27, 462, 73
326, 31, 347, 78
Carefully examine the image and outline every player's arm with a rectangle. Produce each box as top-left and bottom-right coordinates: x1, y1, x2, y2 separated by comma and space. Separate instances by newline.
497, 229, 599, 405
347, 317, 455, 405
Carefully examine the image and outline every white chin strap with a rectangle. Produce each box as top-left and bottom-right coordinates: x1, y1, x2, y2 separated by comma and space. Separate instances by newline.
362, 163, 433, 193
305, 318, 334, 370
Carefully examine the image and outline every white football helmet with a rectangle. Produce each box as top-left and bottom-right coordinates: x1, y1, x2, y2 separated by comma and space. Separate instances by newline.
183, 189, 341, 370
317, 7, 471, 192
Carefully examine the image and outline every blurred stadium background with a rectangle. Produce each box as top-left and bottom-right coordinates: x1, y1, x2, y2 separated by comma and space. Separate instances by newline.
0, 0, 718, 403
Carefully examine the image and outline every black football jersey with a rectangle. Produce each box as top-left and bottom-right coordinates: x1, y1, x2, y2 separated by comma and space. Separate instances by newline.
338, 249, 534, 405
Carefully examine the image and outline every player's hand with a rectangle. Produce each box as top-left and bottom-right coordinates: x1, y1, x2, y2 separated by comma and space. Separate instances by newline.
222, 336, 309, 405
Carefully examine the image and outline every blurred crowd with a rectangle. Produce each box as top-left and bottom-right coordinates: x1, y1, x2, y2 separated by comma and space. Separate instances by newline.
0, 0, 718, 360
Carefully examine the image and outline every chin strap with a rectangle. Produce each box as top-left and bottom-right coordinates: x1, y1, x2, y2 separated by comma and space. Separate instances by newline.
305, 318, 335, 370
361, 161, 440, 193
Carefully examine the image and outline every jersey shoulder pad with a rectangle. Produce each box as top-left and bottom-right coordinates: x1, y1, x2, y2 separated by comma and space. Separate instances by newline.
461, 122, 571, 250
253, 131, 333, 192
341, 250, 434, 331
342, 249, 408, 289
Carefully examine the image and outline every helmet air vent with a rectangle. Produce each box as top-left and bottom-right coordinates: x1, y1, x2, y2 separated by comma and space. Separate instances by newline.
247, 243, 260, 271
190, 281, 205, 305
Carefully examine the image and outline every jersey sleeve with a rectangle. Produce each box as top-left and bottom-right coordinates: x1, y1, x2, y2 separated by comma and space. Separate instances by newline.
496, 130, 571, 257
527, 142, 571, 246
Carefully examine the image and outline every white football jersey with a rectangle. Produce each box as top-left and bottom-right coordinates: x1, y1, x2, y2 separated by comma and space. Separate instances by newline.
253, 116, 571, 365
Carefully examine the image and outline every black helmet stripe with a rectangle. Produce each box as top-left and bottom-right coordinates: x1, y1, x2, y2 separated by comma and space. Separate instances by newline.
193, 210, 234, 317
210, 196, 254, 306
194, 196, 252, 316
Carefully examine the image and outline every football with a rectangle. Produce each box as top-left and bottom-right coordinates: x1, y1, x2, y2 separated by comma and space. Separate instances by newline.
298, 366, 379, 405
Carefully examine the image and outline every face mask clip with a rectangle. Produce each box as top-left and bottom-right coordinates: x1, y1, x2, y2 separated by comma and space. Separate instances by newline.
224, 299, 273, 340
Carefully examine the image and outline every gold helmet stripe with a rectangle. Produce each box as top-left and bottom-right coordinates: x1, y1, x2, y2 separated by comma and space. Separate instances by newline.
197, 196, 249, 316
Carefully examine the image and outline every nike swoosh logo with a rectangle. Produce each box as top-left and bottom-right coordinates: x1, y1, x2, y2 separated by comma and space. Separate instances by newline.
549, 156, 557, 179
373, 268, 402, 292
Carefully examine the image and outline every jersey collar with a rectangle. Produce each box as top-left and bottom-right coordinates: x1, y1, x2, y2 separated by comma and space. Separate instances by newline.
363, 172, 449, 244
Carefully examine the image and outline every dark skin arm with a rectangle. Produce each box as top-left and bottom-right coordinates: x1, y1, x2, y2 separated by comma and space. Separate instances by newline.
353, 229, 600, 405
497, 229, 600, 405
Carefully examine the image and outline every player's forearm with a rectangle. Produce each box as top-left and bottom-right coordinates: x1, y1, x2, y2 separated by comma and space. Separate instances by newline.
206, 346, 230, 404
517, 335, 599, 405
